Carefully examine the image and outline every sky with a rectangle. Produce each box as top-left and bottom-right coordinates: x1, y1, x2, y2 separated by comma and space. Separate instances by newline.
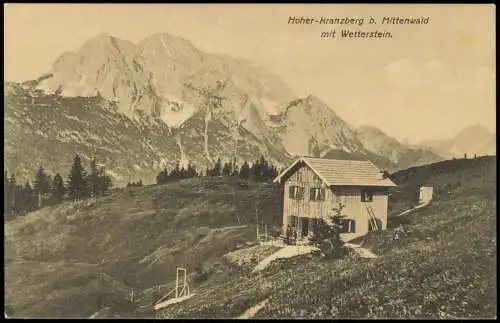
4, 4, 496, 143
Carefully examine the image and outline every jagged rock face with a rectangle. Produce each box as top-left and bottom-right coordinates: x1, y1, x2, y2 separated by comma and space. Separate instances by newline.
269, 95, 366, 156
6, 32, 471, 186
35, 33, 296, 135
356, 126, 403, 163
3, 83, 291, 187
355, 125, 444, 169
37, 33, 158, 118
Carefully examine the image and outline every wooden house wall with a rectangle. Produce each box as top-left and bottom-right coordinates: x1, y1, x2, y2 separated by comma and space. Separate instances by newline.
282, 162, 390, 238
332, 186, 389, 239
282, 163, 334, 234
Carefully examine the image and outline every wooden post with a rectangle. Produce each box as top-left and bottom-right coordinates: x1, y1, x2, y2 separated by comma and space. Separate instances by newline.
175, 268, 179, 299
256, 206, 259, 242
183, 270, 187, 297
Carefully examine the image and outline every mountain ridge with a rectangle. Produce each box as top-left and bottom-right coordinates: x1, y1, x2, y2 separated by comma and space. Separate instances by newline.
416, 124, 495, 158
5, 32, 493, 186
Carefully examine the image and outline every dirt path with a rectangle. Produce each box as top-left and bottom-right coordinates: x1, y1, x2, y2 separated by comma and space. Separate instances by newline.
238, 298, 269, 319
344, 243, 378, 259
251, 245, 319, 273
153, 293, 195, 311
396, 202, 430, 217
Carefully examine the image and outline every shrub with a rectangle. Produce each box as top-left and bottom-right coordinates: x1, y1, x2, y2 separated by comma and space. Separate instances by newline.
310, 202, 349, 260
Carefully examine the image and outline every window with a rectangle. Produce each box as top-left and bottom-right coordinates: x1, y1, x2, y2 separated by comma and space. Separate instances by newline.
339, 219, 356, 233
361, 189, 373, 202
310, 187, 326, 201
289, 186, 305, 200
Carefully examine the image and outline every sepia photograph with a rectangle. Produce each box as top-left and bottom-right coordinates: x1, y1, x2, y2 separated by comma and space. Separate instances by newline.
3, 3, 496, 319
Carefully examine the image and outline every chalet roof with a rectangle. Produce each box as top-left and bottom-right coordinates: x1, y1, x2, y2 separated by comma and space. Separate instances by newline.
273, 156, 397, 187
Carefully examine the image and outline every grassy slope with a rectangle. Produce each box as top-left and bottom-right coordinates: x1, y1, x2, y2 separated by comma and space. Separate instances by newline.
159, 156, 496, 319
4, 177, 284, 318
5, 157, 496, 319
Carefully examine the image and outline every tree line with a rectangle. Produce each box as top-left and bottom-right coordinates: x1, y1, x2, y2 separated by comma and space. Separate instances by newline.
156, 155, 282, 184
4, 155, 113, 216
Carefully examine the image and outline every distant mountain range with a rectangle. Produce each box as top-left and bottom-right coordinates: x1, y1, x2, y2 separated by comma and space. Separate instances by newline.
414, 125, 496, 159
3, 32, 494, 186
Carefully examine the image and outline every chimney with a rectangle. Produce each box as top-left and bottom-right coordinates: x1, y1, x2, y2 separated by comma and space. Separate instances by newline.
380, 171, 389, 179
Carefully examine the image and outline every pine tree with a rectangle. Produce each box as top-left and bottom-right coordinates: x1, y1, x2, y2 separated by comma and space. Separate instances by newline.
67, 155, 87, 201
310, 203, 348, 259
50, 173, 66, 204
4, 171, 12, 215
23, 182, 37, 212
89, 158, 100, 198
213, 158, 222, 177
250, 159, 260, 182
179, 166, 187, 180
222, 161, 232, 176
33, 166, 51, 208
169, 163, 181, 181
239, 161, 251, 180
8, 174, 17, 214
34, 167, 51, 194
187, 163, 198, 178
231, 164, 240, 177
156, 168, 169, 184
97, 167, 112, 196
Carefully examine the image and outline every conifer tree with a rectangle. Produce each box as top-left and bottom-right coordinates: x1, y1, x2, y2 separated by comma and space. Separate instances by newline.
34, 166, 50, 193
88, 158, 100, 198
239, 160, 251, 180
34, 166, 51, 208
222, 161, 232, 176
23, 182, 37, 212
213, 158, 222, 177
67, 155, 87, 201
179, 165, 187, 180
8, 174, 17, 214
97, 167, 112, 196
187, 163, 198, 178
4, 171, 12, 215
51, 173, 66, 204
232, 163, 240, 177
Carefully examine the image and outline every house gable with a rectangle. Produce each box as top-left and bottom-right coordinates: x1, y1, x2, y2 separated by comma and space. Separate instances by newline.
277, 159, 329, 187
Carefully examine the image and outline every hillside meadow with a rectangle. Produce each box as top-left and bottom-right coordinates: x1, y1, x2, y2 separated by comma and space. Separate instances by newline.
4, 156, 497, 318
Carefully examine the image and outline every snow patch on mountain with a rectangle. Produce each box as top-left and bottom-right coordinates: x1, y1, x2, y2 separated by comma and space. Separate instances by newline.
158, 94, 196, 127
260, 98, 280, 115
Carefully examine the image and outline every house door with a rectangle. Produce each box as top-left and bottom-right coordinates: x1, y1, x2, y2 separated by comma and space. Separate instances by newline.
301, 218, 309, 237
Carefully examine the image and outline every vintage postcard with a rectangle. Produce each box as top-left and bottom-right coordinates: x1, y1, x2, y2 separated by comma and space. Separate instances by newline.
4, 3, 496, 319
